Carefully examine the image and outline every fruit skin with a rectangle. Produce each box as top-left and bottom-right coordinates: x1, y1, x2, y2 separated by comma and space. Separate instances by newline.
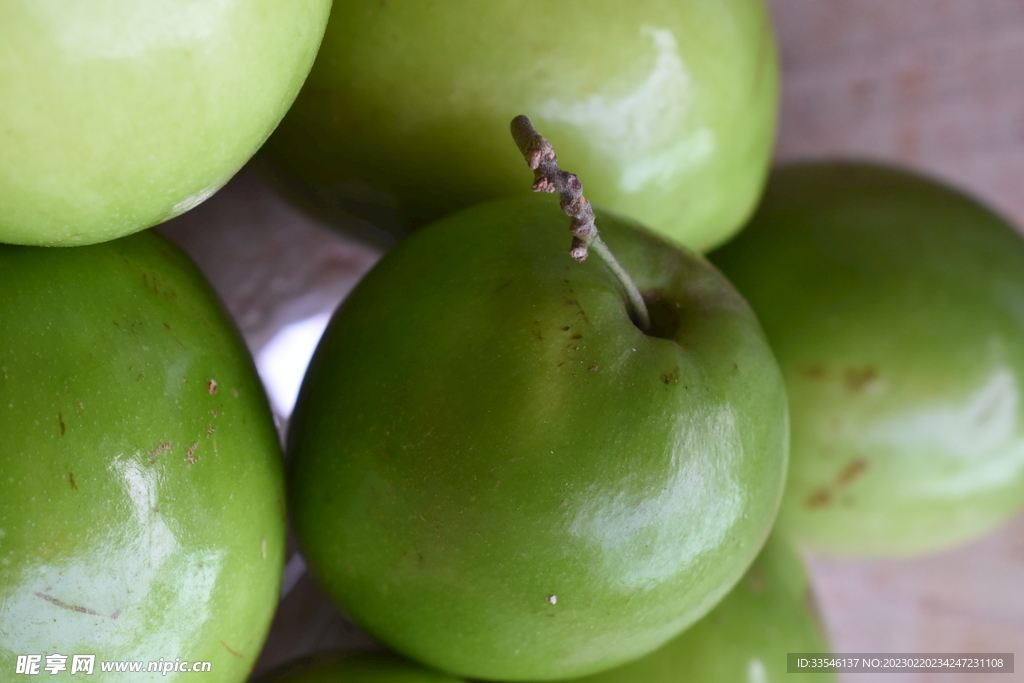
0, 0, 331, 246
712, 162, 1024, 556
552, 532, 836, 683
256, 652, 466, 683
259, 0, 778, 251
288, 194, 789, 681
0, 232, 286, 680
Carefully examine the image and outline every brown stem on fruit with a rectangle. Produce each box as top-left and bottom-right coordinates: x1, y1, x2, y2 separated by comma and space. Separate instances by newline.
510, 115, 651, 333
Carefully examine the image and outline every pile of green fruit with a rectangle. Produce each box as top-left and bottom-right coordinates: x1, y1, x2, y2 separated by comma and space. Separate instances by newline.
3, 1, 1023, 682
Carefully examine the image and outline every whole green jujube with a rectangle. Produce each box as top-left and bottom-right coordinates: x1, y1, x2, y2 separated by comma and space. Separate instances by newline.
713, 162, 1024, 556
288, 194, 789, 681
0, 231, 286, 680
0, 0, 331, 246
260, 0, 778, 251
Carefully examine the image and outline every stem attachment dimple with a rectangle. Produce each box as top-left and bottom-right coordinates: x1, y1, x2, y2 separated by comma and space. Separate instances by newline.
510, 115, 651, 333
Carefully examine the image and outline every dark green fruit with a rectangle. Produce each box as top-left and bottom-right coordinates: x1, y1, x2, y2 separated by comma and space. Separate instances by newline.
554, 533, 835, 683
0, 232, 285, 680
288, 194, 788, 680
713, 162, 1024, 556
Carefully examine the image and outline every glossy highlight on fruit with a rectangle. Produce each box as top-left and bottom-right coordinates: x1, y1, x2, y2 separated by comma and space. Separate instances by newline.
256, 652, 466, 683
0, 231, 286, 680
0, 0, 331, 246
713, 162, 1024, 556
288, 194, 789, 680
260, 0, 778, 251
555, 533, 836, 683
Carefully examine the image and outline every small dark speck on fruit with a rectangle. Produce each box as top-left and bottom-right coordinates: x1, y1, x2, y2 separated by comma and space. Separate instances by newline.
798, 364, 827, 380
561, 326, 570, 331
207, 379, 218, 395
58, 413, 65, 436
35, 592, 99, 615
837, 458, 869, 486
68, 473, 77, 490
110, 610, 120, 619
661, 368, 680, 385
220, 641, 244, 659
805, 487, 832, 509
186, 442, 199, 465
588, 364, 599, 371
149, 442, 171, 463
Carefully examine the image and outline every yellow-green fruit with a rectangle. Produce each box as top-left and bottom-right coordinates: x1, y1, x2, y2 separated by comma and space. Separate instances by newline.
0, 0, 331, 246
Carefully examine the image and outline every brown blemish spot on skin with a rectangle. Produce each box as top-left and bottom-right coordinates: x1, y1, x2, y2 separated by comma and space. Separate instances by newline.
186, 442, 199, 465
661, 368, 680, 385
205, 425, 215, 436
588, 364, 599, 371
845, 366, 879, 393
220, 641, 244, 659
564, 298, 590, 324
182, 376, 187, 383
805, 487, 832, 509
837, 458, 869, 486
110, 610, 121, 619
798, 364, 828, 380
207, 379, 218, 395
561, 326, 570, 331
570, 333, 582, 340
58, 413, 65, 436
208, 409, 218, 417
68, 473, 77, 490
149, 442, 171, 464
35, 592, 99, 616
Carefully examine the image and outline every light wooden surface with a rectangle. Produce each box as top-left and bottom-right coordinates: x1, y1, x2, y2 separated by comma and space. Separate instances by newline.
159, 1, 1024, 680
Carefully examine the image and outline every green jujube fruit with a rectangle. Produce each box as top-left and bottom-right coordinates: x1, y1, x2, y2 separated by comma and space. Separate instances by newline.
554, 533, 835, 683
260, 0, 778, 251
0, 231, 286, 680
712, 162, 1024, 556
0, 0, 331, 246
256, 652, 466, 683
288, 194, 789, 681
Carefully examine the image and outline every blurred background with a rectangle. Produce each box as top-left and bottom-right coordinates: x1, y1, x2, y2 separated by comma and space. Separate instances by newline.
157, 1, 1024, 680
